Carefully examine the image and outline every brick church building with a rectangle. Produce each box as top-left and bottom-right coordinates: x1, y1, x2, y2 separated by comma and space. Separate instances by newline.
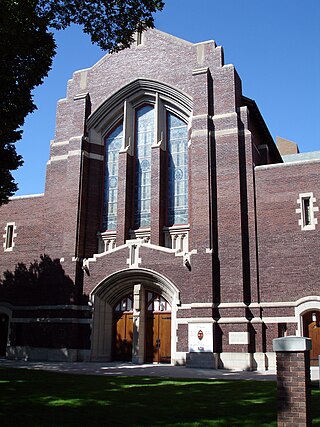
1, 29, 319, 370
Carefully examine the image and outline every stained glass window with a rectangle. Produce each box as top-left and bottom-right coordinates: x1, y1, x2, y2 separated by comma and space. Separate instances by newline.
147, 292, 171, 312
134, 105, 154, 228
114, 294, 133, 312
103, 123, 123, 230
167, 113, 188, 225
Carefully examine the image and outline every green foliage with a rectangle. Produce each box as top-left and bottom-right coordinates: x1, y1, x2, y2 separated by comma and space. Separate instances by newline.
0, 0, 55, 204
37, 0, 164, 51
0, 0, 164, 205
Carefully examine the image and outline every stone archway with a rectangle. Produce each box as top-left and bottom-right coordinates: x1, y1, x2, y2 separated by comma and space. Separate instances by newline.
90, 268, 180, 363
302, 310, 320, 366
295, 297, 320, 367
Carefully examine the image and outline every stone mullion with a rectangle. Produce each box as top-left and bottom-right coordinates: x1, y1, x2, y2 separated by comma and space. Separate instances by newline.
132, 284, 145, 364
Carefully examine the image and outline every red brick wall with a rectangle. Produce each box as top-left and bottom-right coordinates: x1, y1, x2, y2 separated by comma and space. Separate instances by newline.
276, 351, 311, 426
2, 29, 316, 358
255, 161, 320, 302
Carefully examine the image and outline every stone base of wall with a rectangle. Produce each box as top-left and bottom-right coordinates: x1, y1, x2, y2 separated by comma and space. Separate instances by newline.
6, 346, 91, 362
172, 352, 187, 366
186, 352, 216, 368
218, 352, 253, 370
186, 352, 275, 371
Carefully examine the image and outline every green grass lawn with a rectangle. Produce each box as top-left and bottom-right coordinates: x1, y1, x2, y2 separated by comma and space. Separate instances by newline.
0, 368, 319, 426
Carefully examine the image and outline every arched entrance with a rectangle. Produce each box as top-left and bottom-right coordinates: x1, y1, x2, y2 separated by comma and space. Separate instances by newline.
302, 310, 320, 366
90, 268, 179, 364
112, 291, 172, 363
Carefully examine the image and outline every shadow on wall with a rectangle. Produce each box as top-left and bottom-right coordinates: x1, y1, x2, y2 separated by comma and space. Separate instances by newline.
0, 254, 86, 305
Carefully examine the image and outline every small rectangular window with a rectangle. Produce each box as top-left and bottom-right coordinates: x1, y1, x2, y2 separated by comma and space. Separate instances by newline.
302, 197, 311, 226
3, 222, 16, 252
5, 225, 14, 249
296, 192, 318, 230
136, 31, 143, 46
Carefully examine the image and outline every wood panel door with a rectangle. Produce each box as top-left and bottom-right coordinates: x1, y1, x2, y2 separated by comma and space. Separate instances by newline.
146, 312, 171, 363
303, 311, 320, 366
308, 321, 320, 366
113, 312, 133, 361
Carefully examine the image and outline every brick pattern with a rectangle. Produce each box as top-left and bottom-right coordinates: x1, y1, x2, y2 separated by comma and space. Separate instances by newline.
276, 351, 311, 427
256, 161, 320, 303
0, 29, 319, 360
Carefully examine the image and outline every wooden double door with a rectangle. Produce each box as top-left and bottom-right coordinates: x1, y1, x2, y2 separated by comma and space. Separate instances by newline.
303, 311, 320, 366
113, 292, 171, 363
113, 312, 133, 361
146, 312, 171, 364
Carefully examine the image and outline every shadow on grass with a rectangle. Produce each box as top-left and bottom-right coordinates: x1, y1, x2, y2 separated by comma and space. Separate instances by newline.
0, 368, 318, 426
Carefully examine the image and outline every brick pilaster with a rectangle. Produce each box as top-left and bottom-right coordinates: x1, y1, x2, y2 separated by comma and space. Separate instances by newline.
273, 336, 312, 427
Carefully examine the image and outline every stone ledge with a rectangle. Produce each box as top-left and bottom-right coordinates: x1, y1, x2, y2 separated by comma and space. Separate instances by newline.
273, 336, 312, 352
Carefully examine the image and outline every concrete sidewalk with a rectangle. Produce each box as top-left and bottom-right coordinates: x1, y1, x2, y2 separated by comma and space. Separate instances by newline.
0, 359, 277, 380
0, 359, 318, 381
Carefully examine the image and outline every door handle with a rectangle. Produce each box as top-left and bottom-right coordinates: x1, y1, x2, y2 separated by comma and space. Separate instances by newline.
156, 338, 160, 348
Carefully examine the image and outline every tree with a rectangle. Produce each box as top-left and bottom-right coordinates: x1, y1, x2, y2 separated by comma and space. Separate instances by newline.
0, 0, 164, 206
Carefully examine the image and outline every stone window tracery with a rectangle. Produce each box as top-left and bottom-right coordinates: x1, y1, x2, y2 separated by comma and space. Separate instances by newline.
167, 113, 189, 225
102, 96, 189, 236
103, 123, 123, 230
134, 105, 154, 228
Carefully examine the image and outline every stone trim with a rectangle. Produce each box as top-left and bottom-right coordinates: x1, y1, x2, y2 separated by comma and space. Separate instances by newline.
47, 150, 104, 164
9, 193, 44, 200
296, 191, 318, 230
256, 158, 320, 170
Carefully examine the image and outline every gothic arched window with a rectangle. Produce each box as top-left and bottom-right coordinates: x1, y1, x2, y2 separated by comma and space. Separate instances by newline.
167, 113, 188, 225
134, 105, 154, 228
103, 123, 123, 230
101, 98, 189, 241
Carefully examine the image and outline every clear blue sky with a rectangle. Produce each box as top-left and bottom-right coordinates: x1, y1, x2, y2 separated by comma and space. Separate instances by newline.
13, 0, 320, 196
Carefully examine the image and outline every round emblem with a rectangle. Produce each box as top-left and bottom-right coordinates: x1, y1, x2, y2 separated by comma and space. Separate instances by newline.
141, 159, 150, 171
197, 330, 204, 341
109, 177, 118, 188
115, 139, 122, 149
175, 168, 183, 180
